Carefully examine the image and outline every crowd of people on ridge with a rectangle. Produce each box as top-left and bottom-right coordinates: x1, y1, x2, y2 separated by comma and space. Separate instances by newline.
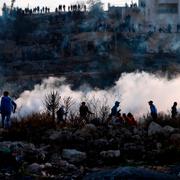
2, 3, 87, 17
0, 91, 179, 129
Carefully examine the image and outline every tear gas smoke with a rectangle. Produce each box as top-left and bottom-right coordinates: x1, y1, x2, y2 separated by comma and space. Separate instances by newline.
14, 72, 180, 119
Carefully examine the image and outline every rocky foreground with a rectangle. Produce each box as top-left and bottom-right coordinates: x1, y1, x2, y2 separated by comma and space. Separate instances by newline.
0, 121, 180, 179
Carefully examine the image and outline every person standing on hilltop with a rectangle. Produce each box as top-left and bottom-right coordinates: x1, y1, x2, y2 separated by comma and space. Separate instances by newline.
56, 105, 67, 124
148, 100, 157, 121
171, 102, 178, 119
110, 101, 121, 117
0, 91, 17, 129
79, 102, 93, 122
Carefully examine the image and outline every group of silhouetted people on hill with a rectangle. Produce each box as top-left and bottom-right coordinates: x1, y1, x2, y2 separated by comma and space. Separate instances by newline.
0, 90, 179, 129
56, 100, 179, 126
2, 3, 86, 17
56, 100, 137, 126
148, 101, 178, 121
55, 4, 86, 13
108, 101, 137, 126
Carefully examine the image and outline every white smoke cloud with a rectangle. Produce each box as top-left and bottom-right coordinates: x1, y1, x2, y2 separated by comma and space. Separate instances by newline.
14, 72, 180, 119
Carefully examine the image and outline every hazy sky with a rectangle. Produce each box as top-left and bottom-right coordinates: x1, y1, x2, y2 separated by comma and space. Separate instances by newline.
0, 0, 138, 11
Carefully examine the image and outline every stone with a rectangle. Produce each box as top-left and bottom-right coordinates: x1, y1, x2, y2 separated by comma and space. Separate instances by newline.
170, 134, 180, 147
45, 163, 52, 168
49, 131, 62, 141
94, 139, 109, 149
148, 122, 163, 136
123, 143, 145, 158
100, 150, 120, 158
26, 163, 42, 175
83, 124, 97, 132
83, 166, 177, 180
74, 124, 98, 140
58, 160, 77, 172
62, 149, 87, 163
163, 126, 175, 135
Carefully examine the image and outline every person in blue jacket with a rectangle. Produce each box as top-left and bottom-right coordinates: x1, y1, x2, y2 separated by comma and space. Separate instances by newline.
148, 100, 157, 121
0, 91, 17, 128
110, 101, 121, 117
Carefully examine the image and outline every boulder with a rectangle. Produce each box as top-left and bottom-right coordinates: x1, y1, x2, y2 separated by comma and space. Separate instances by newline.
93, 139, 109, 149
83, 166, 177, 180
163, 126, 175, 135
48, 130, 72, 142
74, 124, 97, 140
83, 124, 97, 132
58, 160, 77, 172
170, 134, 180, 147
123, 143, 145, 158
148, 122, 163, 136
26, 163, 42, 175
44, 163, 52, 168
49, 131, 62, 141
100, 150, 120, 159
62, 149, 87, 163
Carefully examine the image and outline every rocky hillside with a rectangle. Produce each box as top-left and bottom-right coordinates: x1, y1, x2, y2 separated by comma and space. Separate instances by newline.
1, 115, 180, 179
0, 12, 180, 92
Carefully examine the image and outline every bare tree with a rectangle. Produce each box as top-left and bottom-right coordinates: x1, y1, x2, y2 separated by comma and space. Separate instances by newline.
63, 96, 75, 120
99, 98, 110, 123
44, 90, 61, 122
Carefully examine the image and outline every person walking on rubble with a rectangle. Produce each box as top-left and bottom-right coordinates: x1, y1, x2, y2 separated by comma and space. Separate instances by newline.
79, 102, 93, 122
0, 91, 17, 129
56, 105, 67, 123
148, 100, 157, 121
171, 102, 178, 119
110, 101, 121, 117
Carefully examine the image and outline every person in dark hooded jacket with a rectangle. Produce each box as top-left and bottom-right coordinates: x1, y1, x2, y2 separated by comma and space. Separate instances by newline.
110, 101, 121, 117
79, 102, 93, 120
171, 102, 178, 119
56, 105, 67, 123
0, 91, 17, 128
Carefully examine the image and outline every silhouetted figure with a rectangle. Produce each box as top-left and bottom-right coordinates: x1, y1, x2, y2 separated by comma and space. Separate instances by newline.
116, 112, 124, 124
111, 112, 123, 125
167, 24, 172, 33
110, 101, 121, 117
37, 6, 40, 14
177, 24, 180, 33
63, 5, 66, 12
42, 7, 45, 13
78, 4, 80, 11
148, 101, 157, 121
79, 102, 93, 120
0, 91, 17, 129
127, 113, 137, 126
59, 5, 62, 11
84, 5, 86, 12
45, 7, 48, 13
171, 102, 178, 119
56, 105, 67, 123
55, 8, 58, 13
122, 113, 129, 125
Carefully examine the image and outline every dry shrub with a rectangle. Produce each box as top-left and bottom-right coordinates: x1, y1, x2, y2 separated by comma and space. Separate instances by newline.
12, 112, 55, 129
7, 113, 56, 142
43, 90, 61, 122
140, 113, 180, 128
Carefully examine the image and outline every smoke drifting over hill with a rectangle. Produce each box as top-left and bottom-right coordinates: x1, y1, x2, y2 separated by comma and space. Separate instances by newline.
15, 72, 180, 118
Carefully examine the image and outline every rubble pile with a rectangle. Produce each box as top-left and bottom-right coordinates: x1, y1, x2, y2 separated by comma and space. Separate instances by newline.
0, 121, 180, 179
